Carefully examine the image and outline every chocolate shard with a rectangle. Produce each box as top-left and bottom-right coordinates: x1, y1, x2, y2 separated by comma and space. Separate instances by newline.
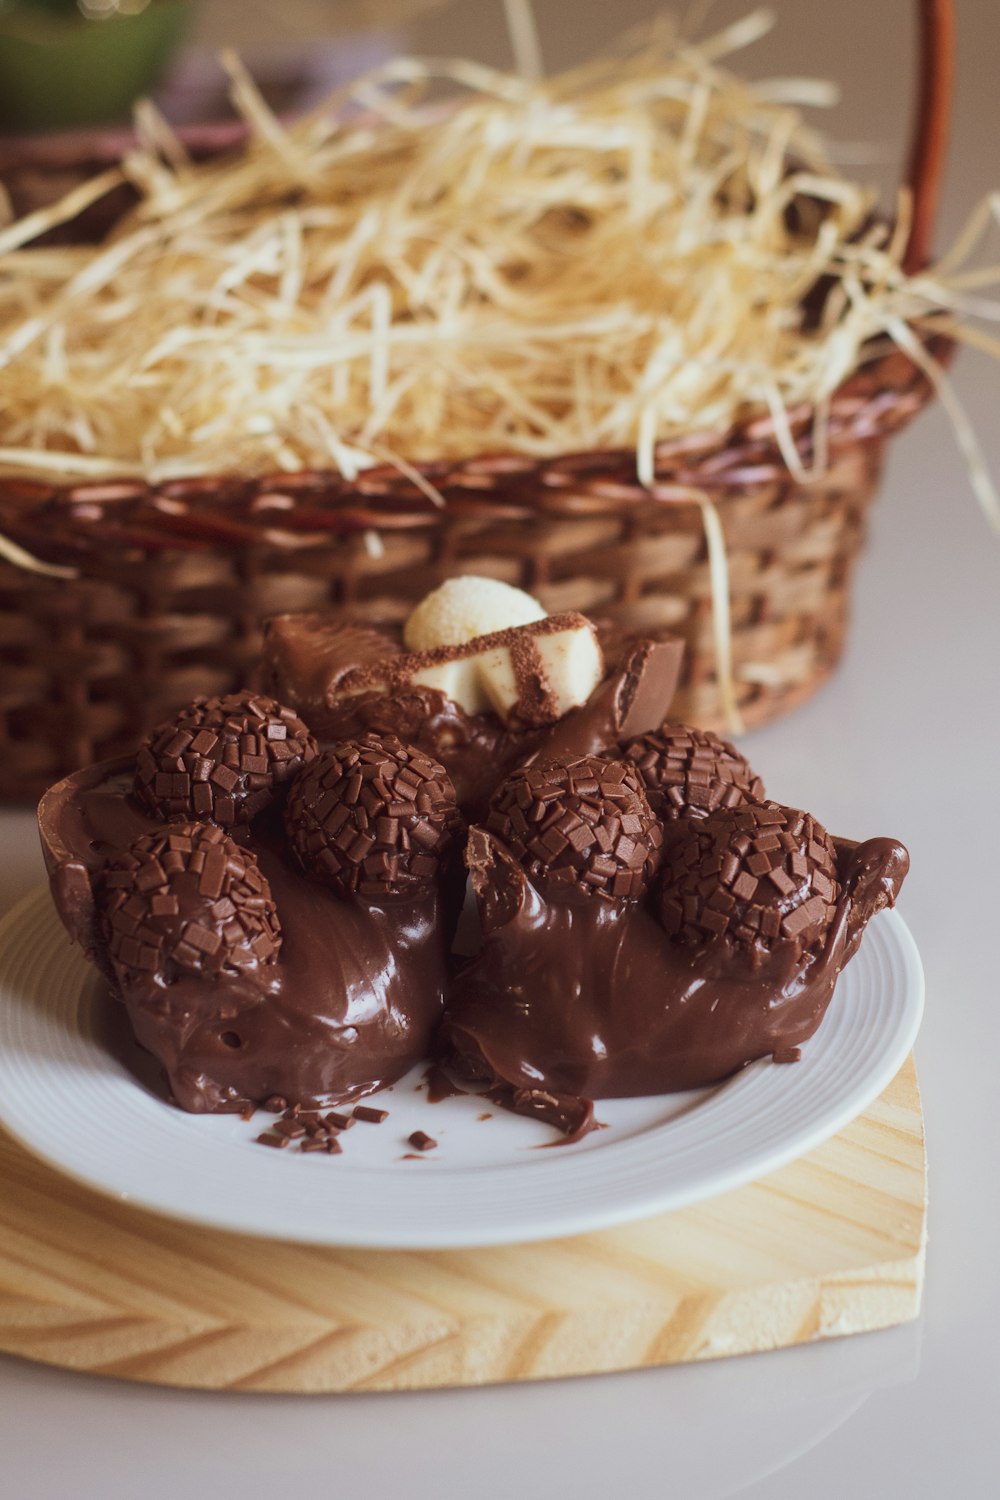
528, 636, 683, 765
504, 1087, 597, 1144
834, 835, 910, 965
466, 826, 530, 934
262, 614, 403, 738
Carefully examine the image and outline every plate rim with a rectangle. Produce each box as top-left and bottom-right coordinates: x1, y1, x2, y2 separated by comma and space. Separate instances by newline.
0, 885, 924, 1249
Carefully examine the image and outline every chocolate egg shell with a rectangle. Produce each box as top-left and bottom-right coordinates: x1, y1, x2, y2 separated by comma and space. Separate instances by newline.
100, 821, 282, 984
285, 733, 463, 899
659, 800, 839, 966
134, 690, 316, 827
623, 724, 764, 821
486, 755, 662, 900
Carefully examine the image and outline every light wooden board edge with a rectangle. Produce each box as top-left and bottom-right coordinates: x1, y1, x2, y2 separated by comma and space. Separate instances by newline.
0, 1056, 925, 1393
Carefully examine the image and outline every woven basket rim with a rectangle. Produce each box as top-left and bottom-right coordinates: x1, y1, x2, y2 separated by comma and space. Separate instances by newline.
0, 1, 954, 563
0, 332, 948, 573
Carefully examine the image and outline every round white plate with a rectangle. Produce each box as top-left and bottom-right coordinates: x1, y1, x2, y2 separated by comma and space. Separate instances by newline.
0, 886, 923, 1249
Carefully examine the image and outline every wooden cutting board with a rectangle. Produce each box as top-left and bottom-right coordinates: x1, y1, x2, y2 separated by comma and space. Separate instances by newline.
0, 1056, 925, 1392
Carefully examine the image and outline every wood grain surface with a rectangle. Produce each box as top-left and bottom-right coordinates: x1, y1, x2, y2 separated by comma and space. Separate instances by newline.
0, 1056, 925, 1393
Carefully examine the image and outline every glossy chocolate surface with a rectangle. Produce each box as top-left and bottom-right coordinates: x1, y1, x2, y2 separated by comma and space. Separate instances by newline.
39, 609, 907, 1129
38, 761, 453, 1113
440, 826, 908, 1101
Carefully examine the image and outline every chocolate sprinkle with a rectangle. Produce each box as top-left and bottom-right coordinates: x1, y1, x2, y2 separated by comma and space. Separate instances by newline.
254, 1102, 350, 1155
134, 690, 316, 827
659, 801, 839, 966
285, 733, 463, 898
256, 1131, 289, 1149
622, 724, 764, 821
353, 1104, 389, 1124
100, 822, 282, 982
407, 1130, 437, 1151
486, 755, 662, 900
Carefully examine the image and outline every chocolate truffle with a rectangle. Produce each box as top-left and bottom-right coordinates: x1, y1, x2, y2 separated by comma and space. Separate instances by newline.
100, 822, 282, 983
486, 755, 662, 900
285, 733, 462, 898
659, 800, 839, 965
134, 690, 316, 827
623, 724, 764, 820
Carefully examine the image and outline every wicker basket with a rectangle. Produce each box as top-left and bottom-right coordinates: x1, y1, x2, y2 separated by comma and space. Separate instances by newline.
0, 0, 954, 802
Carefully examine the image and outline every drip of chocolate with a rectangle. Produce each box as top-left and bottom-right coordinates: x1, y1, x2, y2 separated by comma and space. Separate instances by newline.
441, 824, 907, 1104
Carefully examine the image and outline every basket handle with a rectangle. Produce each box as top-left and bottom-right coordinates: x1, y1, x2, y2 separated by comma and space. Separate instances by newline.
904, 0, 955, 272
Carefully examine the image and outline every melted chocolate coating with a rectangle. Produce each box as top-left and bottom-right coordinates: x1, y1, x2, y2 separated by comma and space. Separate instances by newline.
440, 825, 908, 1102
39, 760, 453, 1113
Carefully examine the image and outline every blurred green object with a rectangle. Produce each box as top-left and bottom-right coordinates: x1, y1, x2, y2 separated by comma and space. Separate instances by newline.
0, 1, 191, 131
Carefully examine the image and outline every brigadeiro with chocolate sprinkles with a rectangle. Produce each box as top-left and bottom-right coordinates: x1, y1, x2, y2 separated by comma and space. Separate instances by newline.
285, 733, 463, 899
623, 724, 764, 821
659, 800, 839, 967
486, 755, 662, 900
100, 822, 282, 983
133, 690, 316, 827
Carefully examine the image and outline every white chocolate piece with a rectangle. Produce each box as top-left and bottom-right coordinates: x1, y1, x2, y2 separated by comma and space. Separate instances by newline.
403, 576, 546, 652
338, 612, 604, 728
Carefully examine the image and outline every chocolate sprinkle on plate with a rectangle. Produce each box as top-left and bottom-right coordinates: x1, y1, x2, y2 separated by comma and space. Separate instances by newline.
353, 1105, 389, 1124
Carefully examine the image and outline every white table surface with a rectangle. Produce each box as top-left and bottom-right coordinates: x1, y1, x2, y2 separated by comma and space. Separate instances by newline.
2, 2, 999, 1496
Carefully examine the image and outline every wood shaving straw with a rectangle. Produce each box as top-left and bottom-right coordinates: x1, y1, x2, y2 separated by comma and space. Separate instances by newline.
1, 7, 998, 522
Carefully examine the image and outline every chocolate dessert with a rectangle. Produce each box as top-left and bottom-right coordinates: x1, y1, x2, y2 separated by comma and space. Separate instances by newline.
261, 579, 684, 815
39, 705, 464, 1114
440, 757, 908, 1117
622, 724, 765, 823
486, 757, 662, 901
285, 735, 463, 898
133, 691, 316, 827
38, 577, 908, 1137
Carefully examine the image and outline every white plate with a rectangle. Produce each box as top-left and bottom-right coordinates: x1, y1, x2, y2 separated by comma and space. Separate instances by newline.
0, 886, 923, 1249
